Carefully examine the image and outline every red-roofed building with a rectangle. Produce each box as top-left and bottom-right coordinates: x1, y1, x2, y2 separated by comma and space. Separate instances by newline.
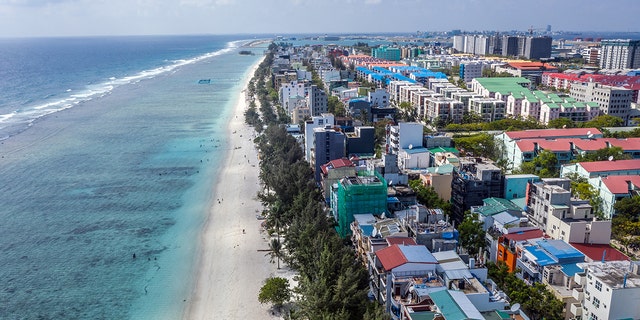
504, 128, 602, 140
570, 243, 629, 262
508, 137, 640, 171
542, 72, 640, 103
562, 159, 640, 179
594, 175, 640, 219
371, 244, 438, 309
319, 157, 357, 203
495, 229, 545, 272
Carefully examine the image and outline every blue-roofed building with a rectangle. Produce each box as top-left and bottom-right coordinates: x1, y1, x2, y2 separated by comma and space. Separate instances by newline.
516, 239, 585, 284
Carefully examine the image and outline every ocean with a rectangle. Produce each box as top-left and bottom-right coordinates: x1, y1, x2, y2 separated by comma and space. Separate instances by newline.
0, 35, 266, 319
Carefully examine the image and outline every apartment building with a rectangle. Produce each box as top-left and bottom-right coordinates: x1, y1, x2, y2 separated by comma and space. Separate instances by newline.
570, 81, 632, 124
599, 39, 640, 69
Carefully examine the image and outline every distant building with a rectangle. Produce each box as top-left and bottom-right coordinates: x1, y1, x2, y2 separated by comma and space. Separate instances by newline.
371, 46, 402, 61
569, 81, 633, 125
599, 39, 640, 70
524, 36, 552, 59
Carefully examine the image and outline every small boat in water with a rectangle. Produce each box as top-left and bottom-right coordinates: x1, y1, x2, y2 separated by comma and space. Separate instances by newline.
198, 79, 211, 84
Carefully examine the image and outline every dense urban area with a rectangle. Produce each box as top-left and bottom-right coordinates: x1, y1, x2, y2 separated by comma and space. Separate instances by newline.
247, 31, 640, 320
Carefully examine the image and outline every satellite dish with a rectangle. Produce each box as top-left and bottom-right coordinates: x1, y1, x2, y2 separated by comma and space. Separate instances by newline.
588, 133, 594, 139
408, 144, 413, 150
609, 155, 614, 161
510, 303, 521, 313
389, 180, 393, 186
562, 124, 567, 129
587, 130, 592, 136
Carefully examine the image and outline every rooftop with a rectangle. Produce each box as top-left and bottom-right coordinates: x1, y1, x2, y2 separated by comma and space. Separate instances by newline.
505, 127, 601, 140
473, 77, 531, 95
578, 159, 640, 173
581, 261, 640, 289
476, 197, 523, 217
376, 244, 437, 271
570, 242, 630, 262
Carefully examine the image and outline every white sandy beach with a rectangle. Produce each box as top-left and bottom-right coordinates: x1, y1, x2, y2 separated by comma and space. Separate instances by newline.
185, 56, 285, 320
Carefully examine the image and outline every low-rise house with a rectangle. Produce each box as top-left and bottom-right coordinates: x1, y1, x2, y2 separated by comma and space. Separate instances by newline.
370, 244, 439, 313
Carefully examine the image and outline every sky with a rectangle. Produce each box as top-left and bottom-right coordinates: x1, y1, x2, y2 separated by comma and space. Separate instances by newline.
0, 0, 638, 37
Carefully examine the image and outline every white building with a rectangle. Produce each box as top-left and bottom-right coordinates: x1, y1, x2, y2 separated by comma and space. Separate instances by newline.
459, 62, 484, 85
367, 88, 389, 108
570, 81, 633, 125
599, 39, 640, 70
575, 261, 640, 320
386, 122, 424, 155
304, 114, 335, 162
280, 81, 307, 114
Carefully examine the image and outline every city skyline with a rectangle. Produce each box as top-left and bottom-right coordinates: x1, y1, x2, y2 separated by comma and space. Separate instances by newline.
0, 0, 638, 38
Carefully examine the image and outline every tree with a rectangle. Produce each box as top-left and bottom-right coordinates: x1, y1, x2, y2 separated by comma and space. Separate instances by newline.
574, 146, 631, 162
258, 277, 291, 311
408, 180, 451, 215
267, 238, 284, 269
397, 101, 417, 122
457, 211, 486, 257
328, 96, 346, 117
583, 114, 624, 129
547, 117, 575, 129
515, 150, 558, 178
453, 133, 498, 159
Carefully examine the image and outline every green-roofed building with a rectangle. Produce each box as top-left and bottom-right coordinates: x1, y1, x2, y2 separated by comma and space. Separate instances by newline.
474, 197, 523, 217
471, 77, 531, 98
429, 290, 485, 320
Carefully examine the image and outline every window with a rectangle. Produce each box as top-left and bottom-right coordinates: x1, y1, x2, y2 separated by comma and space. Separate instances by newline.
595, 280, 602, 291
593, 296, 600, 308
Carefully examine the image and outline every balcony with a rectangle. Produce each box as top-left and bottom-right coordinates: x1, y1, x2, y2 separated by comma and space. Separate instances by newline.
572, 287, 584, 301
574, 272, 586, 286
569, 302, 583, 317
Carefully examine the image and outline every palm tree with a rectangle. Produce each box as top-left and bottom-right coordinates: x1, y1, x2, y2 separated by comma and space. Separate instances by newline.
267, 237, 283, 269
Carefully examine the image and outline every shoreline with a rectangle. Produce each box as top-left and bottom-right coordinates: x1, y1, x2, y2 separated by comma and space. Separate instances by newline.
184, 54, 277, 319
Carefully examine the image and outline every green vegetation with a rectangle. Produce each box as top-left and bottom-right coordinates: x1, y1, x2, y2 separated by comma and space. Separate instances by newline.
246, 44, 381, 319
327, 95, 347, 117
567, 173, 605, 220
443, 116, 544, 132
453, 133, 499, 159
513, 150, 558, 178
574, 146, 631, 162
612, 196, 640, 256
408, 179, 451, 215
488, 262, 564, 320
259, 277, 291, 312
457, 211, 486, 257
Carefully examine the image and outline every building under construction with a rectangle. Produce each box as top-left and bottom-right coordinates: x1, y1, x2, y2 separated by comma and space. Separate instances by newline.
331, 170, 388, 238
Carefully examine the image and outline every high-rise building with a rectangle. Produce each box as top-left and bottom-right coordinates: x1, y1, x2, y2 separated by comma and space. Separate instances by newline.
502, 36, 520, 57
524, 36, 552, 59
599, 39, 640, 69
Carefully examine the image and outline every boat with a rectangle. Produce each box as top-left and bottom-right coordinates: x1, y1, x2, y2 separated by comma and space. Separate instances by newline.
198, 79, 211, 84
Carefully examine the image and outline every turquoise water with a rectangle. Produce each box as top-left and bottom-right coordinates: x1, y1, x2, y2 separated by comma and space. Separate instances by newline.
0, 37, 266, 319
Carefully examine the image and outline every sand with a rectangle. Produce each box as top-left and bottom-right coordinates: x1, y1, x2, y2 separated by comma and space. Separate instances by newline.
184, 56, 285, 320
